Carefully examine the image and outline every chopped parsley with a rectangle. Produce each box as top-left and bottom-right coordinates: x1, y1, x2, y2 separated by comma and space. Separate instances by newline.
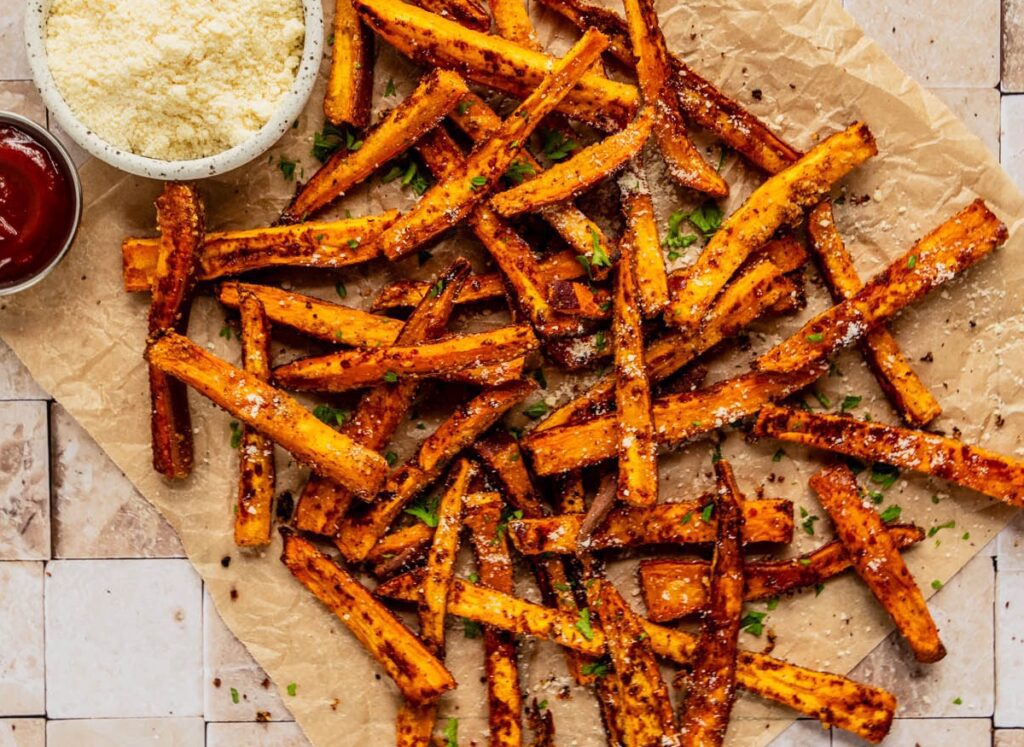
870, 463, 899, 490
687, 201, 723, 237
868, 490, 885, 504
701, 503, 714, 523
589, 228, 611, 268
772, 448, 786, 462
443, 717, 458, 747
286, 682, 297, 697
813, 390, 831, 409
383, 371, 399, 383
347, 239, 359, 249
741, 610, 767, 636
219, 325, 234, 340
335, 281, 347, 299
542, 130, 578, 161
575, 607, 595, 640
523, 401, 549, 419
766, 596, 780, 611
277, 157, 297, 181
806, 332, 824, 343
229, 421, 242, 449
931, 579, 943, 590
381, 159, 430, 195
385, 78, 397, 96
469, 175, 488, 190
664, 210, 699, 255
680, 511, 693, 525
581, 661, 609, 677
457, 99, 473, 115
230, 687, 240, 704
801, 514, 820, 536
428, 279, 446, 298
504, 160, 536, 184
313, 405, 349, 427
312, 123, 358, 162
840, 394, 863, 412
928, 519, 956, 538
468, 572, 480, 584
385, 451, 399, 467
594, 330, 608, 352
953, 697, 962, 705
462, 618, 482, 638
405, 494, 440, 527
532, 368, 548, 389
879, 504, 902, 523
907, 254, 918, 269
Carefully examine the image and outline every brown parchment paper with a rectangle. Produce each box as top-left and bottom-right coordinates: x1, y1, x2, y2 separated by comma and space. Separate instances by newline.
5, 0, 1024, 743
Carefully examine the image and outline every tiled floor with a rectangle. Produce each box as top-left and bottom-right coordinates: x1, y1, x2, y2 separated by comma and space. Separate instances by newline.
0, 0, 1023, 745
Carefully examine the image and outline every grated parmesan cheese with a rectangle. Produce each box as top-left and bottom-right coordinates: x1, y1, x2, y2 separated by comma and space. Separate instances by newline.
45, 0, 304, 160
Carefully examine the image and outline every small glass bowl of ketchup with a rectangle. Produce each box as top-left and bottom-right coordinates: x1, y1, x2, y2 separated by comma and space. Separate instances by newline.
0, 111, 81, 296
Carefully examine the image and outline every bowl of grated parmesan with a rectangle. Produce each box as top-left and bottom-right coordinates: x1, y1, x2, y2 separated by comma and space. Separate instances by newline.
24, 0, 323, 180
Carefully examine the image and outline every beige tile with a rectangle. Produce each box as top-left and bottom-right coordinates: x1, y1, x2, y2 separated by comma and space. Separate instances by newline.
1004, 0, 1024, 91
47, 718, 204, 747
0, 1, 31, 80
203, 591, 292, 722
0, 82, 44, 125
47, 118, 92, 168
848, 554, 994, 718
845, 0, 1000, 87
0, 402, 49, 560
997, 570, 1024, 726
206, 721, 311, 747
1002, 95, 1024, 190
768, 720, 832, 746
997, 730, 1024, 746
51, 404, 182, 559
833, 718, 991, 746
0, 563, 43, 716
0, 719, 44, 747
45, 559, 203, 718
929, 87, 1001, 157
0, 341, 47, 401
997, 511, 1024, 570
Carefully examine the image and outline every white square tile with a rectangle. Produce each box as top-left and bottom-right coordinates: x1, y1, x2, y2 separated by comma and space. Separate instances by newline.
206, 721, 311, 747
47, 718, 204, 747
928, 87, 1001, 157
768, 720, 832, 746
1002, 95, 1024, 191
0, 402, 50, 560
45, 559, 203, 718
848, 554, 994, 718
998, 511, 1024, 571
845, 0, 1000, 87
0, 0, 32, 80
997, 570, 1024, 726
0, 719, 44, 747
0, 341, 47, 401
997, 729, 1024, 746
51, 405, 182, 559
203, 591, 291, 722
0, 563, 43, 716
833, 718, 992, 746
1004, 0, 1024, 92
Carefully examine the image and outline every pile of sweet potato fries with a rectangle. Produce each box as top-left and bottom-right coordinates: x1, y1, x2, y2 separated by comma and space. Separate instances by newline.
124, 0, 1021, 742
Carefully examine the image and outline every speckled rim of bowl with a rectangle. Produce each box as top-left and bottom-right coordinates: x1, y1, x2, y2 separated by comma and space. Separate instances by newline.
0, 110, 82, 296
24, 0, 324, 181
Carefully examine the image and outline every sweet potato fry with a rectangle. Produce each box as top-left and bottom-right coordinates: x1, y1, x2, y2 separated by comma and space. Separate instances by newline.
619, 160, 669, 317
420, 459, 475, 655
539, 259, 793, 432
148, 183, 204, 479
621, 0, 728, 197
524, 364, 826, 476
508, 497, 792, 554
612, 226, 658, 507
371, 250, 585, 311
447, 93, 618, 270
465, 491, 523, 747
489, 110, 654, 218
377, 29, 609, 260
754, 404, 1024, 507
639, 524, 926, 621
273, 325, 538, 392
473, 432, 548, 518
416, 125, 591, 339
233, 292, 276, 547
533, 0, 801, 174
367, 522, 434, 563
490, 0, 537, 48
218, 282, 403, 347
758, 199, 1007, 374
417, 0, 489, 30
547, 280, 612, 320
807, 201, 941, 426
285, 69, 470, 221
122, 212, 397, 292
671, 123, 877, 331
595, 579, 680, 743
354, 0, 637, 130
336, 379, 536, 560
294, 259, 472, 536
678, 461, 744, 746
810, 464, 946, 663
280, 531, 455, 703
146, 332, 387, 497
376, 572, 896, 741
325, 0, 373, 127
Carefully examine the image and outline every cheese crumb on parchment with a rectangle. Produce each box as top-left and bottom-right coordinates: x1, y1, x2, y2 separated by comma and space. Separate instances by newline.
45, 0, 305, 161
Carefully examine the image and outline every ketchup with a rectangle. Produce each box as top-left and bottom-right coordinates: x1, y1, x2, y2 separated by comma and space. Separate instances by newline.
0, 124, 76, 288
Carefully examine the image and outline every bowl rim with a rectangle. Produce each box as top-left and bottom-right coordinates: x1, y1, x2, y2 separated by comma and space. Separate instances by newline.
0, 110, 83, 296
23, 0, 324, 181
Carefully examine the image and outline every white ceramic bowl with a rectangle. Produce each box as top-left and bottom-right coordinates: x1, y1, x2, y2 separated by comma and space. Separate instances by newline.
24, 0, 324, 181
